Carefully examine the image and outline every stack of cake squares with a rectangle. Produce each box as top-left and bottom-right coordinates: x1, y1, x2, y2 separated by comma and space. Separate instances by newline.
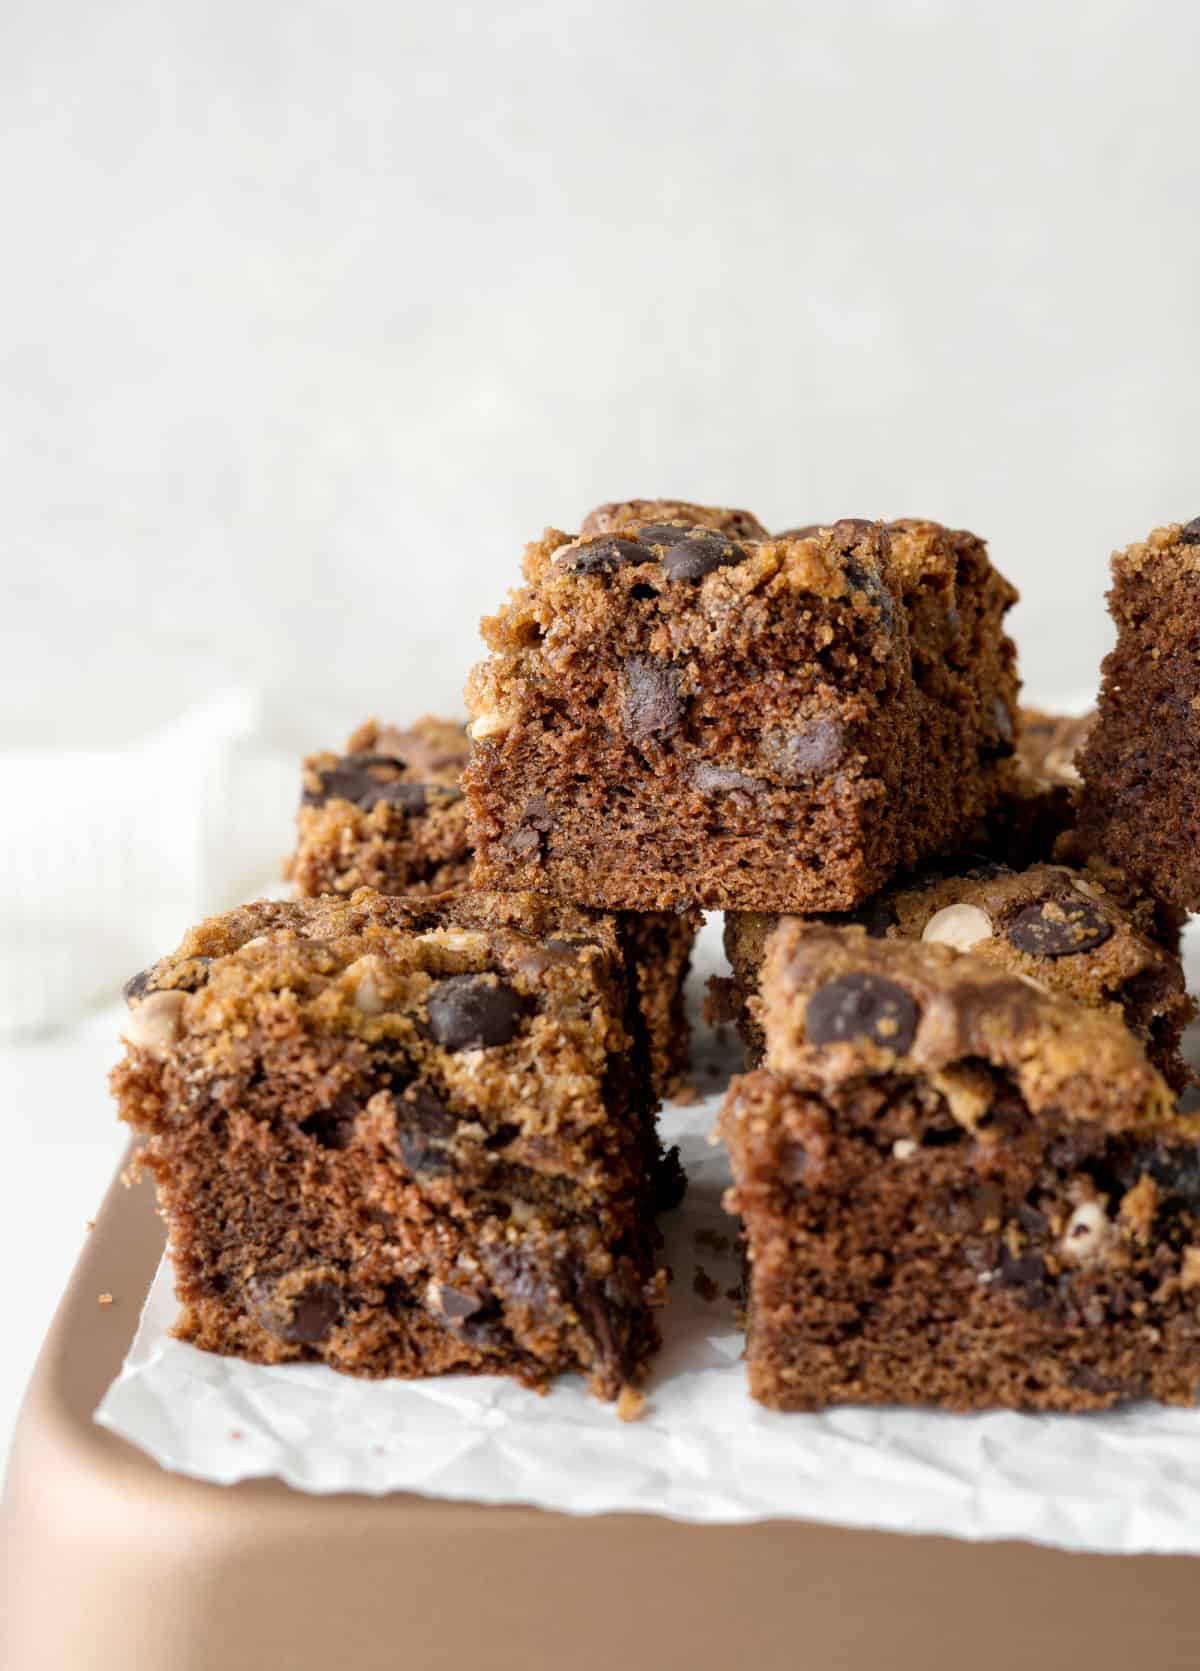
112, 501, 1200, 1414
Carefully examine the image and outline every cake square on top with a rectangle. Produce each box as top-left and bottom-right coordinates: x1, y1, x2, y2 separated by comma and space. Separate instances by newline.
464, 512, 1018, 913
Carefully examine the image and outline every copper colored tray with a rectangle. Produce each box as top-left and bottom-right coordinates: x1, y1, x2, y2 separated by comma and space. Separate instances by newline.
2, 1150, 1198, 1671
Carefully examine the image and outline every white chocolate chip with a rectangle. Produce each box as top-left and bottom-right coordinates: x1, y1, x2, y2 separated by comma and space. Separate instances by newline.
122, 990, 186, 1057
418, 927, 490, 954
550, 539, 582, 564
1016, 972, 1052, 996
469, 708, 518, 741
921, 902, 993, 952
892, 1138, 918, 1160
346, 955, 387, 1015
241, 934, 270, 951
1060, 1200, 1116, 1266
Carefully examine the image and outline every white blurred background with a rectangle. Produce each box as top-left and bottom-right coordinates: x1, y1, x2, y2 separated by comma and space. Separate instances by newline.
2, 0, 1198, 1474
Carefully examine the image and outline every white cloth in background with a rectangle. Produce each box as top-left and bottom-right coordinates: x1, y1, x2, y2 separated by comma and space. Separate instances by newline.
0, 690, 294, 1036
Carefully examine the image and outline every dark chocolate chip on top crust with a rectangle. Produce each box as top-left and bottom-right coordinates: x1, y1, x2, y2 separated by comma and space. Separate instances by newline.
1006, 895, 1114, 958
559, 537, 648, 575
657, 531, 746, 582
1180, 518, 1200, 546
805, 973, 919, 1054
426, 973, 524, 1051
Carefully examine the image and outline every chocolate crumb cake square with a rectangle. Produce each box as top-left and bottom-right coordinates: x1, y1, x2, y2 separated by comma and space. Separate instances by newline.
286, 714, 475, 899
724, 858, 1193, 1089
464, 511, 1017, 913
720, 922, 1200, 1412
111, 889, 676, 1401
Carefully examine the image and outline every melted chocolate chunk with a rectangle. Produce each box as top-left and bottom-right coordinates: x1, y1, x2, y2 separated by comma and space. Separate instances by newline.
251, 1276, 343, 1345
805, 973, 918, 1053
658, 531, 745, 582
622, 658, 683, 743
1180, 518, 1200, 546
426, 974, 524, 1051
437, 1284, 487, 1321
1006, 895, 1113, 958
636, 523, 696, 546
771, 716, 846, 780
561, 537, 647, 574
505, 795, 554, 861
303, 754, 435, 815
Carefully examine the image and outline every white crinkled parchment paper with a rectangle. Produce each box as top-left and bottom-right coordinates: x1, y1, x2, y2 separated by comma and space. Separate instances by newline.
96, 915, 1200, 1553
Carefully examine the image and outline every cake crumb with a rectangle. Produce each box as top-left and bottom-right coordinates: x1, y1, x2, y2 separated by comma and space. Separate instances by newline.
692, 1265, 720, 1303
695, 1227, 731, 1253
672, 1083, 700, 1106
98, 1293, 113, 1306
86, 1219, 96, 1232
230, 1429, 243, 1441
1181, 1247, 1200, 1291
616, 1385, 647, 1423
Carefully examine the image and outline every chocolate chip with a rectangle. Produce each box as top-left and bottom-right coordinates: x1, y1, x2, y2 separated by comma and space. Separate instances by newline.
426, 974, 524, 1050
251, 1276, 343, 1345
438, 1284, 486, 1321
659, 531, 745, 582
394, 1082, 459, 1175
122, 956, 212, 1004
622, 658, 682, 743
561, 537, 647, 574
771, 716, 846, 780
805, 973, 918, 1053
691, 763, 765, 793
302, 755, 431, 815
504, 794, 554, 860
636, 523, 695, 546
300, 1087, 360, 1151
432, 1287, 511, 1350
1006, 896, 1114, 958
777, 523, 823, 539
1180, 518, 1200, 545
